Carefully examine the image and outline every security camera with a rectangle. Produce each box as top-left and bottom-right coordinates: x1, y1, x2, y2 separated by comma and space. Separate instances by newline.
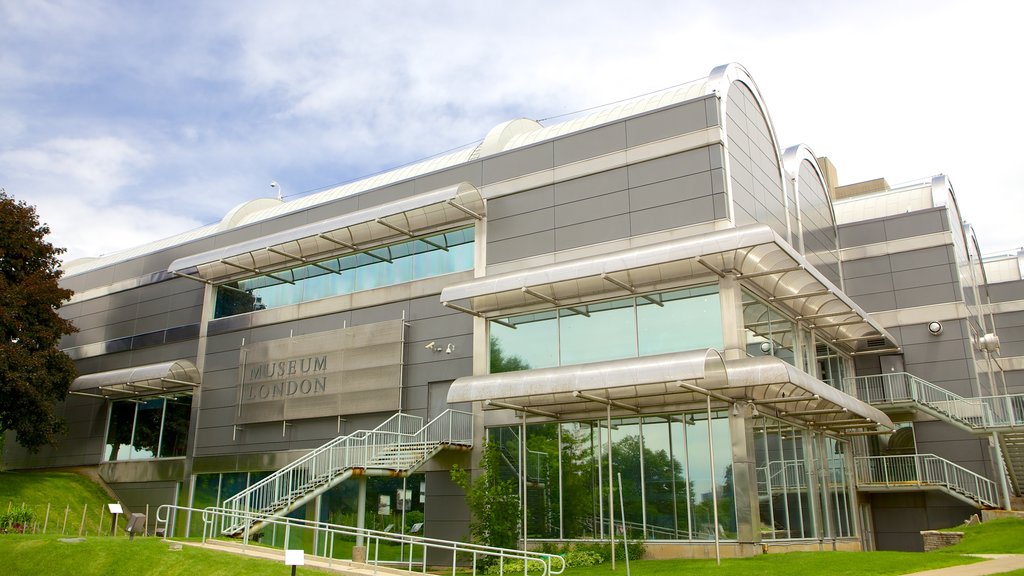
424, 341, 436, 350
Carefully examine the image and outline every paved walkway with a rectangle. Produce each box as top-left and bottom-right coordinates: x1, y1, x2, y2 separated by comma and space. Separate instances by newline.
903, 555, 1024, 576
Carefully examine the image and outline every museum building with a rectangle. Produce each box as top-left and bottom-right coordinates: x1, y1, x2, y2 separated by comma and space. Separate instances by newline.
4, 62, 1022, 555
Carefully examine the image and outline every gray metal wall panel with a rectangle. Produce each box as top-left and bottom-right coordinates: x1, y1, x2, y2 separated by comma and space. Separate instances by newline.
554, 189, 629, 227
487, 231, 556, 264
555, 214, 631, 252
487, 186, 554, 221
989, 280, 1024, 303
487, 207, 555, 243
414, 162, 483, 194
628, 148, 711, 188
630, 195, 717, 236
625, 99, 709, 148
554, 123, 627, 166
355, 182, 417, 210
553, 167, 628, 204
482, 143, 553, 186
882, 209, 949, 242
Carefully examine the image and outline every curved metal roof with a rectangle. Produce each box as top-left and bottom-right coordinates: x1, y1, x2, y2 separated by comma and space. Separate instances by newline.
448, 350, 892, 432
69, 359, 200, 399
441, 224, 897, 354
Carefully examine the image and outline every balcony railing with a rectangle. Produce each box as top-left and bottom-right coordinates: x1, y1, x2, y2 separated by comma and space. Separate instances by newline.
848, 373, 1024, 430
855, 454, 998, 507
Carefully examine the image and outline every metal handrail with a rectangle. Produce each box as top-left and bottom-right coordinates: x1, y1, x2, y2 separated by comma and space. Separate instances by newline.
848, 373, 999, 428
222, 409, 474, 534
156, 504, 565, 576
854, 454, 999, 507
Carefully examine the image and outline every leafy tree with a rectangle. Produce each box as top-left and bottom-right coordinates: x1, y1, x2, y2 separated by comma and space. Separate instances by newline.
450, 441, 521, 550
0, 190, 78, 452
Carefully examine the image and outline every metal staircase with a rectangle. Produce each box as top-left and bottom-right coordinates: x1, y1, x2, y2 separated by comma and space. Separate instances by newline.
221, 409, 473, 535
850, 373, 1024, 498
854, 454, 999, 508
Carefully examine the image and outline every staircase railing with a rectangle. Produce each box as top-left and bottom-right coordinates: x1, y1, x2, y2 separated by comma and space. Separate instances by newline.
854, 454, 998, 507
851, 373, 1024, 432
222, 410, 473, 533
156, 504, 565, 576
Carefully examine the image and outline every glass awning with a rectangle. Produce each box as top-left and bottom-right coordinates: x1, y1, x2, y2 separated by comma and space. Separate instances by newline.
168, 182, 483, 284
69, 360, 201, 400
441, 224, 897, 354
447, 351, 893, 433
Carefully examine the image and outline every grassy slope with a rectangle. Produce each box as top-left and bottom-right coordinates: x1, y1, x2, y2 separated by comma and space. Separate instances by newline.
0, 534, 323, 576
938, 517, 1024, 554
0, 470, 117, 535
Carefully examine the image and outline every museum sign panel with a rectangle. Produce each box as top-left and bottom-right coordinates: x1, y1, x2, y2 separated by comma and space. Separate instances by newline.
237, 319, 404, 424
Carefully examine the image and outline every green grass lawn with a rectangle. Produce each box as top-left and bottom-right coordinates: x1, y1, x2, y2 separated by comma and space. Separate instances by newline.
938, 517, 1024, 554
0, 470, 115, 535
0, 533, 325, 576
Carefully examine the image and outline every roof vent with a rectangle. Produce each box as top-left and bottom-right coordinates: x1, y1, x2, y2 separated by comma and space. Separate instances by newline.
866, 338, 887, 348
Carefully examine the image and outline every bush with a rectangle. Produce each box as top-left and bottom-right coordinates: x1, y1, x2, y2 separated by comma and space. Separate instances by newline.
0, 508, 35, 534
563, 549, 604, 567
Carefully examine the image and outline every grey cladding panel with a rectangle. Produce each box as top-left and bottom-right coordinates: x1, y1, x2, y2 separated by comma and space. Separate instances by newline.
630, 195, 717, 237
884, 209, 949, 241
626, 148, 711, 188
414, 162, 483, 194
890, 245, 955, 272
553, 122, 627, 166
356, 182, 416, 209
487, 231, 555, 265
553, 168, 628, 204
486, 207, 555, 243
555, 214, 631, 252
989, 280, 1024, 303
625, 99, 710, 147
486, 186, 554, 220
482, 143, 553, 185
628, 172, 714, 212
554, 189, 629, 228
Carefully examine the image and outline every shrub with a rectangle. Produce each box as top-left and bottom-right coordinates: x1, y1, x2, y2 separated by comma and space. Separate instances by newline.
0, 508, 35, 534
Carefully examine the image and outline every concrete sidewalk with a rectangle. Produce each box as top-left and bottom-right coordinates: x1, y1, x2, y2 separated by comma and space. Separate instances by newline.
903, 555, 1024, 576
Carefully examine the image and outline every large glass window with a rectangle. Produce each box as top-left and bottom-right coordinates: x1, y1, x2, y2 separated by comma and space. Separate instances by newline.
489, 408, 735, 542
743, 290, 796, 366
816, 341, 851, 393
214, 227, 474, 318
753, 418, 815, 540
490, 284, 723, 373
104, 395, 193, 461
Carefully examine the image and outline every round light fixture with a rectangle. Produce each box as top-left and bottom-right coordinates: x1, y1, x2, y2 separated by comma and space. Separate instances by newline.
927, 321, 943, 336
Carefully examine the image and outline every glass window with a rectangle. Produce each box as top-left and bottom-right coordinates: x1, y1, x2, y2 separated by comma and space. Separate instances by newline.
214, 227, 474, 318
743, 291, 796, 366
491, 284, 724, 374
105, 401, 136, 461
490, 311, 558, 373
559, 299, 636, 366
103, 395, 193, 461
637, 286, 723, 355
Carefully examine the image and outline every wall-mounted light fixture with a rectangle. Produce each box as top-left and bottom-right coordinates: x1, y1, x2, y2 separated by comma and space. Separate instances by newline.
760, 341, 773, 355
444, 343, 456, 355
927, 321, 943, 336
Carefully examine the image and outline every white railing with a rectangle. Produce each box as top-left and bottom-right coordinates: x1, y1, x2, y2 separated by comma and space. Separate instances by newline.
222, 410, 473, 534
854, 454, 999, 507
850, 373, 995, 428
756, 460, 809, 492
975, 394, 1024, 428
156, 504, 564, 576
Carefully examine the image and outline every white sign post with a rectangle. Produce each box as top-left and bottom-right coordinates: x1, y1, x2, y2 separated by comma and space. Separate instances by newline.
107, 503, 123, 537
285, 549, 304, 576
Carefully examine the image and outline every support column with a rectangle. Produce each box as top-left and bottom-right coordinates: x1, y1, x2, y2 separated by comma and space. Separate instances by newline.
356, 476, 367, 547
719, 275, 747, 361
728, 405, 760, 547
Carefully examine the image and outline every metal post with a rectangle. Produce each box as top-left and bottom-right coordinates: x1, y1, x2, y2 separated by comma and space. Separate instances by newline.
356, 475, 367, 547
521, 411, 527, 551
618, 472, 630, 576
992, 432, 1013, 510
707, 396, 720, 566
607, 403, 615, 570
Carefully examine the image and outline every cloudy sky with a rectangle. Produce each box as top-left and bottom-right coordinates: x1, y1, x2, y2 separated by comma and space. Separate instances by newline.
2, 0, 1022, 264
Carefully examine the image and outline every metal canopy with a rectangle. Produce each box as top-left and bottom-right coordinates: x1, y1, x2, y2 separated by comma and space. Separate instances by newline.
447, 351, 893, 433
168, 182, 484, 284
441, 224, 896, 353
69, 360, 201, 400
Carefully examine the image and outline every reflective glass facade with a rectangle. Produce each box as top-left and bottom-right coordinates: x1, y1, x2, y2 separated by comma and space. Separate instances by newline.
489, 408, 735, 541
490, 285, 723, 373
214, 227, 474, 318
104, 395, 191, 461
